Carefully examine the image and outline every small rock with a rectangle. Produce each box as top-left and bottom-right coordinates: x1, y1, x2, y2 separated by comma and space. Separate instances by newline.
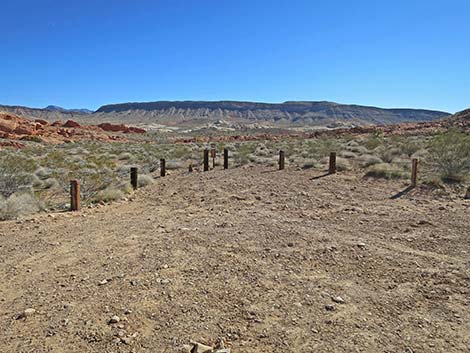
332, 296, 345, 304
357, 242, 366, 249
19, 308, 36, 318
325, 304, 335, 311
121, 337, 132, 345
181, 344, 193, 353
190, 341, 213, 353
109, 315, 120, 324
98, 279, 108, 286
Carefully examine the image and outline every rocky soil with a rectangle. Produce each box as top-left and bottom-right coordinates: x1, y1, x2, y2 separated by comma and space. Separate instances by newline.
0, 166, 468, 352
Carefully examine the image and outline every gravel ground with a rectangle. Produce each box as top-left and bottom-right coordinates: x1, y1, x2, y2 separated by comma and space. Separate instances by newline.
0, 165, 468, 353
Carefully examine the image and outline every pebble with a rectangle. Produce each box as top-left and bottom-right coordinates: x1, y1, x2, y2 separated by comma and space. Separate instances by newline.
332, 296, 345, 304
325, 304, 335, 311
21, 308, 36, 318
357, 242, 366, 248
190, 342, 213, 353
109, 315, 120, 324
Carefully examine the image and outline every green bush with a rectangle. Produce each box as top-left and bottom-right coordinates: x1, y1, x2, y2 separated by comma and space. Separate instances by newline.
429, 129, 470, 182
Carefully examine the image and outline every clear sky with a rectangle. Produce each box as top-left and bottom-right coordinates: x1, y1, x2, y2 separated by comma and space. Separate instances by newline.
1, 0, 469, 113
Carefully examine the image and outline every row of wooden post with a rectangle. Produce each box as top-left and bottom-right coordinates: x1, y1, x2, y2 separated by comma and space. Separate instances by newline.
69, 151, 420, 212
201, 148, 229, 172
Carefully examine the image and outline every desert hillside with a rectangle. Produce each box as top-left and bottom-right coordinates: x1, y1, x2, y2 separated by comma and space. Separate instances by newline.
0, 166, 468, 352
0, 101, 450, 128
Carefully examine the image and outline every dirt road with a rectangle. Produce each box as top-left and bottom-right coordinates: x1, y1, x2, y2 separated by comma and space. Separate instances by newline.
0, 165, 468, 352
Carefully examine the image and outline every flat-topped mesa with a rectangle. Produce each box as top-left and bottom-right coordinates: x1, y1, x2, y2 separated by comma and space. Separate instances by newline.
94, 100, 450, 126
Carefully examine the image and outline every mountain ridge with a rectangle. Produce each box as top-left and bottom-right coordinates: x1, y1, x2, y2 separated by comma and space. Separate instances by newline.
1, 101, 451, 127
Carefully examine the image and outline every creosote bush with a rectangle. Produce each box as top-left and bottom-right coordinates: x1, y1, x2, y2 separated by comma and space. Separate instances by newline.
428, 129, 470, 182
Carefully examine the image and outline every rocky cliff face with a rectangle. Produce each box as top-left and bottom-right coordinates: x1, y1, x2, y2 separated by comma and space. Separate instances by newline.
94, 101, 450, 126
1, 101, 450, 127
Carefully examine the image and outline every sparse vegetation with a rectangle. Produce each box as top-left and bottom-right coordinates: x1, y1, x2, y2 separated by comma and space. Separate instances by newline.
0, 128, 468, 220
428, 129, 470, 182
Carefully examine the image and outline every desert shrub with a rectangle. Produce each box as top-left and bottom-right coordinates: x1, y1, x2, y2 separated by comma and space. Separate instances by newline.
314, 137, 340, 158
0, 192, 42, 220
165, 159, 183, 170
359, 154, 383, 168
336, 157, 352, 171
42, 178, 59, 189
365, 163, 404, 179
137, 174, 154, 187
347, 145, 369, 155
428, 129, 470, 182
0, 154, 38, 197
234, 142, 257, 165
400, 139, 422, 157
377, 147, 402, 163
339, 151, 358, 159
118, 152, 133, 161
364, 130, 384, 150
35, 167, 53, 179
94, 188, 125, 203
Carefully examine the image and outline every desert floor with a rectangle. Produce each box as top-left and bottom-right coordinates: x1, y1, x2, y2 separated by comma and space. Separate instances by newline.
0, 165, 468, 353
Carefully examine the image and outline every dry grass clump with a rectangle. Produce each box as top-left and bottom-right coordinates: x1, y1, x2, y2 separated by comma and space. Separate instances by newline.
358, 154, 383, 167
365, 163, 404, 180
137, 174, 154, 187
0, 192, 43, 220
94, 188, 125, 203
339, 150, 358, 159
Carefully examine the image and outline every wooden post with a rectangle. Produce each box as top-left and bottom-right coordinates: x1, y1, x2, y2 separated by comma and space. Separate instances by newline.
160, 158, 166, 177
203, 149, 209, 172
70, 180, 80, 211
329, 152, 336, 174
130, 167, 138, 190
411, 158, 418, 187
465, 187, 470, 200
188, 163, 193, 173
211, 148, 216, 169
223, 148, 229, 170
279, 150, 285, 170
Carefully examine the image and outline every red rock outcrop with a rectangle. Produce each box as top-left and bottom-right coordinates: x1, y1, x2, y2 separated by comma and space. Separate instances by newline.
97, 123, 146, 134
0, 112, 147, 147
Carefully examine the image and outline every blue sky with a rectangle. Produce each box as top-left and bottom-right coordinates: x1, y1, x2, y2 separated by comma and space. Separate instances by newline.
1, 0, 469, 113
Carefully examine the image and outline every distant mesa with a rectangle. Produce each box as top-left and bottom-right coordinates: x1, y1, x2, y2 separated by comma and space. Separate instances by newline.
0, 100, 451, 126
94, 100, 451, 126
45, 105, 94, 114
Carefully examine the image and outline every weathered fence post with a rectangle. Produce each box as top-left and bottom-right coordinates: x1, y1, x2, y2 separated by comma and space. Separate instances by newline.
223, 148, 229, 170
211, 148, 216, 169
411, 158, 418, 187
160, 158, 166, 177
279, 150, 285, 170
130, 167, 138, 190
203, 149, 209, 172
329, 152, 336, 174
70, 180, 80, 211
